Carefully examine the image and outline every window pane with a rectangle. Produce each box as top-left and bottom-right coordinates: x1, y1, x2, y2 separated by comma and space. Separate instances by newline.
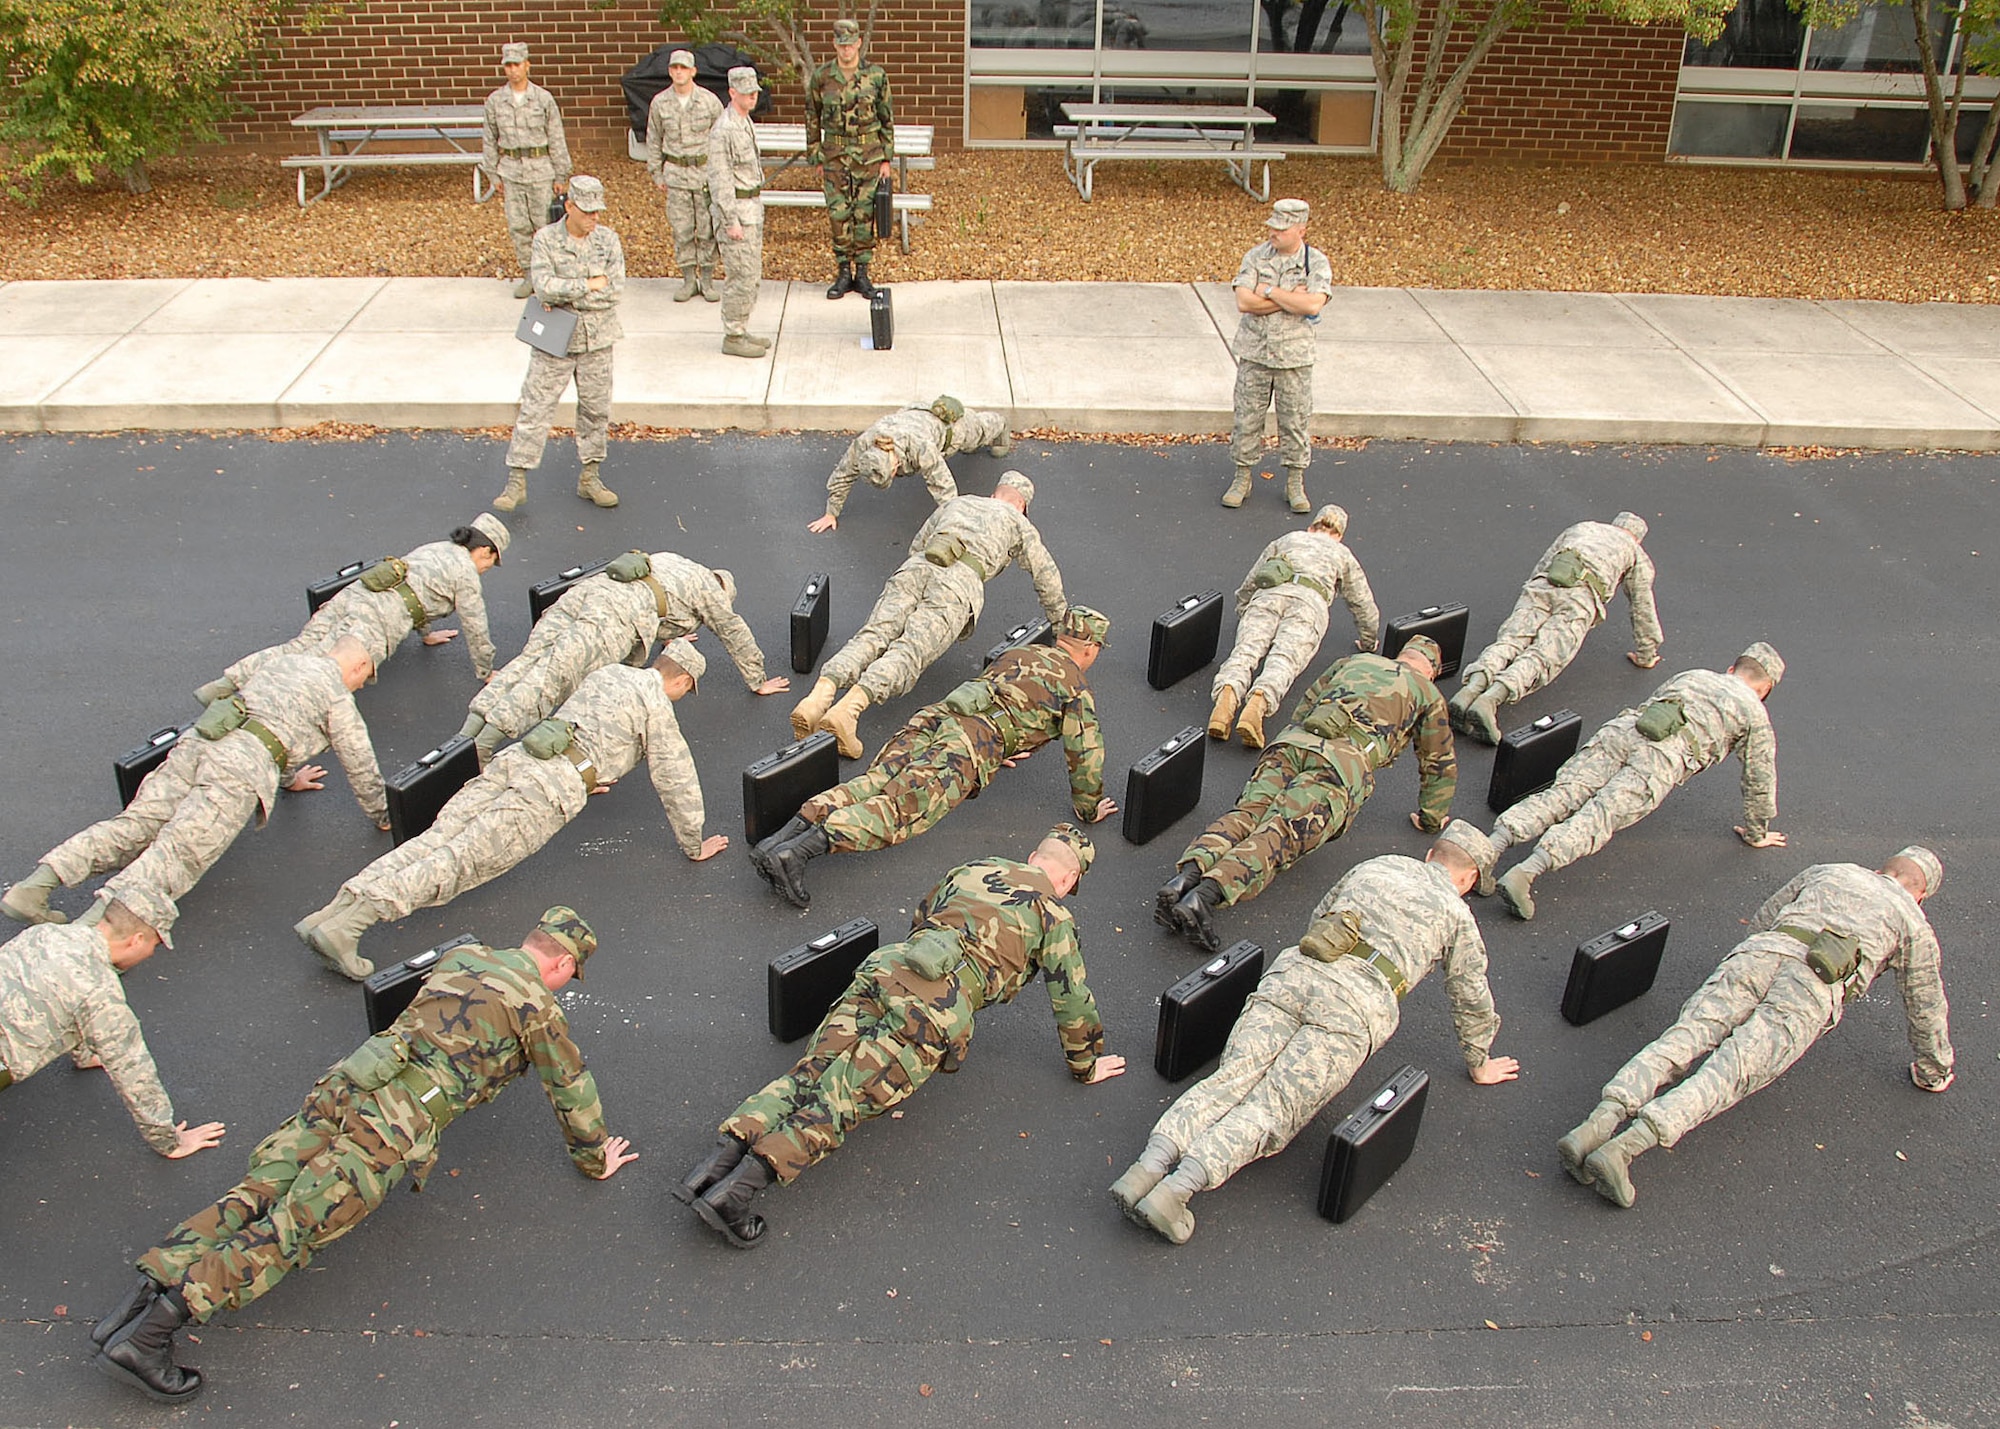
1789, 103, 1929, 160
1021, 83, 1100, 135
1683, 0, 1804, 68
1259, 0, 1371, 55
1110, 0, 1254, 52
1805, 2, 1952, 73
971, 0, 1095, 49
1954, 104, 1996, 164
1669, 101, 1789, 158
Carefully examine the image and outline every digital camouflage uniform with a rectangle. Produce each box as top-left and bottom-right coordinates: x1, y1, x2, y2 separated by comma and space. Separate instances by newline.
1181, 653, 1455, 905
226, 540, 497, 686
40, 653, 386, 909
344, 663, 709, 922
481, 82, 572, 278
1602, 863, 1952, 1147
1231, 239, 1334, 473
1215, 528, 1379, 707
805, 57, 893, 264
1154, 855, 1498, 1185
823, 406, 1010, 521
707, 104, 764, 337
720, 855, 1105, 1182
645, 81, 724, 281
136, 940, 608, 1322
1465, 519, 1662, 704
1493, 666, 1777, 872
803, 645, 1104, 850
507, 216, 625, 471
820, 493, 1068, 703
0, 923, 179, 1153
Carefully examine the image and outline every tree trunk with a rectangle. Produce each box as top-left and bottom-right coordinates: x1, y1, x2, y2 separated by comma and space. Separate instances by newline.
118, 159, 151, 196
1971, 99, 2000, 208
1374, 0, 1516, 194
1910, 1, 1967, 210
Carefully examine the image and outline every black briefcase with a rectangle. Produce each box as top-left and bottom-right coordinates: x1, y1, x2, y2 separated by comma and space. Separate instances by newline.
528, 559, 610, 623
982, 617, 1054, 667
1154, 940, 1265, 1080
869, 287, 893, 351
1146, 590, 1225, 691
768, 918, 880, 1041
873, 174, 894, 239
1486, 708, 1583, 813
385, 736, 480, 845
306, 559, 369, 614
115, 724, 191, 808
1384, 602, 1469, 679
363, 933, 479, 1034
1561, 912, 1670, 1026
1123, 725, 1205, 846
791, 572, 830, 674
742, 731, 840, 843
1317, 1064, 1429, 1223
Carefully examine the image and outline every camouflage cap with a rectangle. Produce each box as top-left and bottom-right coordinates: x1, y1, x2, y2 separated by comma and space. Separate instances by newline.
501, 42, 530, 65
111, 884, 178, 949
1041, 822, 1096, 881
1311, 503, 1348, 536
1890, 845, 1943, 898
1612, 511, 1649, 542
1396, 634, 1443, 673
535, 905, 597, 977
1267, 197, 1310, 229
728, 65, 760, 94
1736, 640, 1785, 685
470, 510, 510, 559
1058, 604, 1110, 646
662, 637, 706, 691
668, 48, 696, 68
930, 394, 965, 424
832, 17, 862, 43
567, 175, 607, 213
1435, 819, 1497, 884
996, 469, 1035, 506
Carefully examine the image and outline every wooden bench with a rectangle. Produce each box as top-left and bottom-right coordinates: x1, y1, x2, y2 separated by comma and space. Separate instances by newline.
753, 123, 935, 252
1064, 142, 1287, 201
1058, 103, 1286, 201
286, 106, 492, 208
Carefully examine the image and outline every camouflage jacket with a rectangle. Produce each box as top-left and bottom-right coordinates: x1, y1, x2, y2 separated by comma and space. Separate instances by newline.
530, 219, 625, 352
1609, 667, 1777, 838
1740, 862, 1953, 1083
707, 106, 764, 229
558, 664, 707, 858
909, 495, 1067, 624
645, 83, 724, 189
542, 573, 663, 669
909, 857, 1104, 1078
1231, 239, 1334, 369
1306, 855, 1499, 1072
825, 409, 956, 519
0, 923, 179, 1153
1236, 528, 1379, 648
481, 82, 572, 184
1531, 520, 1662, 662
804, 61, 894, 167
236, 652, 387, 824
646, 552, 769, 688
932, 645, 1104, 820
358, 941, 607, 1186
1275, 653, 1456, 831
316, 539, 497, 679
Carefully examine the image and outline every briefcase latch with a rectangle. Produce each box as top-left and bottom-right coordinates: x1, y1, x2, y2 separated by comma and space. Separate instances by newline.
1201, 956, 1228, 977
811, 932, 838, 950
1616, 922, 1641, 939
1372, 1086, 1399, 1111
1533, 715, 1555, 730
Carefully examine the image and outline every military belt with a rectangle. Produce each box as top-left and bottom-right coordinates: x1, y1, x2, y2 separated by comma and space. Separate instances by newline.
948, 958, 989, 1013
735, 185, 763, 199
240, 716, 290, 772
954, 551, 992, 581
389, 1062, 459, 1131
0, 1066, 13, 1092
1291, 574, 1333, 602
1771, 925, 1823, 954
1348, 942, 1410, 999
563, 743, 601, 790
639, 573, 669, 620
389, 581, 431, 632
665, 153, 705, 167
501, 145, 550, 159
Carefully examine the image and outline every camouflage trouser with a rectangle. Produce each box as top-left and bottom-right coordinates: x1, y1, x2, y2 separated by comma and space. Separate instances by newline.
1214, 587, 1330, 707
1463, 582, 1597, 704
470, 611, 639, 739
1604, 948, 1833, 1147
1179, 743, 1366, 905
42, 736, 264, 906
825, 563, 981, 704
716, 221, 763, 335
224, 585, 411, 688
344, 748, 585, 920
819, 563, 931, 688
139, 1089, 421, 1321
721, 956, 975, 1182
1493, 721, 1683, 872
1230, 360, 1313, 472
945, 410, 1009, 455
506, 345, 615, 469
822, 163, 880, 263
806, 711, 1002, 851
1153, 950, 1391, 1186
665, 181, 717, 276
503, 179, 556, 275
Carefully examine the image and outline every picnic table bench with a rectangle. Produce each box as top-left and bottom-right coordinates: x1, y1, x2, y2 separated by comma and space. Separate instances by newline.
285, 106, 492, 208
754, 123, 935, 253
1059, 103, 1286, 201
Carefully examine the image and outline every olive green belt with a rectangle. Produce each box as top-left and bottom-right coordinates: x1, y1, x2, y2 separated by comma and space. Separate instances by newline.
1289, 573, 1332, 602
390, 1063, 459, 1130
563, 743, 601, 789
501, 145, 550, 158
1772, 925, 1821, 950
387, 580, 430, 632
1350, 945, 1408, 999
239, 716, 289, 772
735, 185, 762, 199
664, 153, 705, 167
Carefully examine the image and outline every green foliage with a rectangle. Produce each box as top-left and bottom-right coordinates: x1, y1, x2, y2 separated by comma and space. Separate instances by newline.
652, 1, 876, 87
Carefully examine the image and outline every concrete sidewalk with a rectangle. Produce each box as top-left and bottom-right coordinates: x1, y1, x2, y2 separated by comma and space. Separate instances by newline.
2, 276, 1997, 447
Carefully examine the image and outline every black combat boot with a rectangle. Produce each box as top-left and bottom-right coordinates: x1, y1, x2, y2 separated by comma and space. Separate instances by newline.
1153, 863, 1204, 928
766, 823, 830, 910
95, 1284, 202, 1403
749, 817, 812, 891
1169, 880, 1226, 954
693, 1151, 775, 1248
826, 262, 855, 299
90, 1274, 157, 1348
673, 1135, 750, 1206
850, 262, 878, 299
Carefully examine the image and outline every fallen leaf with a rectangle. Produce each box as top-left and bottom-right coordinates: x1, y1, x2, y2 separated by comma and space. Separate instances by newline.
919, 1385, 933, 1397
886, 1289, 898, 1298
52, 1305, 66, 1317
1641, 1330, 1653, 1341
1895, 1151, 1908, 1161
1484, 1319, 1499, 1330
1099, 1338, 1113, 1345
413, 1328, 428, 1337
1524, 1170, 1541, 1178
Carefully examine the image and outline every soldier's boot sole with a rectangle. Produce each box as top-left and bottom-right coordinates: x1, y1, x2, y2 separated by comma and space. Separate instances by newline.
1556, 1102, 1624, 1185
1109, 1163, 1167, 1214
1582, 1146, 1639, 1208
1220, 469, 1253, 508
1132, 1184, 1195, 1245
1466, 691, 1505, 746
1234, 692, 1269, 750
93, 1348, 203, 1404
818, 690, 870, 760
304, 894, 378, 982
1207, 686, 1240, 740
1496, 867, 1537, 921
988, 434, 1014, 458
1169, 889, 1224, 955
789, 678, 838, 740
1, 883, 65, 926
1556, 1132, 1599, 1186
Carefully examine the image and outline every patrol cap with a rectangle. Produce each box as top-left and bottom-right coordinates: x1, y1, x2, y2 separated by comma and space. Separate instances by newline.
535, 905, 597, 978
1736, 640, 1785, 685
728, 65, 760, 94
1890, 845, 1943, 899
111, 885, 178, 950
832, 17, 862, 43
1612, 511, 1649, 542
1267, 197, 1310, 229
931, 394, 965, 425
470, 511, 510, 559
1058, 604, 1110, 646
1311, 503, 1348, 536
1040, 822, 1096, 881
1396, 634, 1443, 673
567, 175, 607, 213
668, 48, 696, 68
501, 42, 530, 65
996, 469, 1035, 507
661, 637, 706, 691
1435, 820, 1498, 886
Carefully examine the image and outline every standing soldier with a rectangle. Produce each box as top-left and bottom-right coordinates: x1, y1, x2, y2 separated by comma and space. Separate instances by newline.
807, 18, 895, 300
1158, 639, 1455, 953
789, 472, 1068, 758
751, 606, 1117, 908
88, 909, 637, 1404
1489, 642, 1786, 922
677, 826, 1125, 1250
1225, 198, 1333, 513
498, 174, 625, 512
481, 43, 572, 299
1454, 512, 1663, 744
1115, 824, 1519, 1245
809, 396, 1013, 534
1558, 847, 1951, 1209
645, 48, 724, 303
708, 67, 771, 358
1210, 503, 1379, 748
0, 887, 225, 1160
